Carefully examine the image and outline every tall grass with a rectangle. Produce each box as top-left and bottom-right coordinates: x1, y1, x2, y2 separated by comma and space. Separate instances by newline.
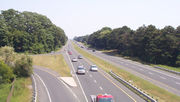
32, 54, 71, 77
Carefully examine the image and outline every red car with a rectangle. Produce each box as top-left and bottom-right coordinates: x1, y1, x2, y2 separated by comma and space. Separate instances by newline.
91, 94, 114, 102
68, 51, 72, 55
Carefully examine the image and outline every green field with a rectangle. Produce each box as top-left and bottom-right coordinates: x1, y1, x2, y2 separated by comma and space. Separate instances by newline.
32, 54, 71, 77
73, 42, 180, 102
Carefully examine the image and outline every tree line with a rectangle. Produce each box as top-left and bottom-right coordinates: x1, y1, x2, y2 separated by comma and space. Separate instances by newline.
0, 9, 67, 54
74, 25, 180, 67
0, 46, 32, 84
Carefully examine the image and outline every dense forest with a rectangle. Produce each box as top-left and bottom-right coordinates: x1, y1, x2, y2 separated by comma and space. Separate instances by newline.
74, 25, 180, 67
0, 9, 67, 54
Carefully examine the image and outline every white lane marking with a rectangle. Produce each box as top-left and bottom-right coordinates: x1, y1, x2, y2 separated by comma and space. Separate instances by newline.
89, 74, 92, 78
87, 71, 88, 73
139, 69, 143, 71
160, 76, 166, 80
58, 78, 79, 101
175, 82, 180, 85
34, 73, 52, 102
94, 48, 180, 80
99, 86, 103, 90
94, 80, 97, 83
148, 72, 153, 75
66, 52, 88, 102
31, 75, 37, 102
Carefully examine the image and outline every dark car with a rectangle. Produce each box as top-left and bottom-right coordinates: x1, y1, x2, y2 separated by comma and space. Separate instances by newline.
92, 49, 96, 52
78, 55, 83, 59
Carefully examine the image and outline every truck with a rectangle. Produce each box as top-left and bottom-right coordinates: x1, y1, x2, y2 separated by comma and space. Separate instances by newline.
90, 94, 114, 102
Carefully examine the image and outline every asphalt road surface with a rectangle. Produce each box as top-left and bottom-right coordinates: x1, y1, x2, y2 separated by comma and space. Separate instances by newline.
66, 42, 145, 102
74, 40, 180, 96
33, 68, 79, 102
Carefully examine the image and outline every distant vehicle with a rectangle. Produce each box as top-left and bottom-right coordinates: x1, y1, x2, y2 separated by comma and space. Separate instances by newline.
72, 58, 78, 62
90, 94, 114, 102
92, 49, 96, 52
81, 46, 84, 48
68, 51, 72, 55
90, 65, 98, 71
78, 55, 83, 59
77, 65, 85, 74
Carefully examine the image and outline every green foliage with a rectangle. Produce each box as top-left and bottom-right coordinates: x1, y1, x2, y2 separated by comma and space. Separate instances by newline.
74, 25, 180, 67
0, 61, 14, 83
14, 54, 32, 77
0, 9, 67, 54
0, 46, 15, 66
0, 46, 33, 82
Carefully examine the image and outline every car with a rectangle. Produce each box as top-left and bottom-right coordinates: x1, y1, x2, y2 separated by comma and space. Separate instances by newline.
90, 65, 98, 71
68, 51, 72, 55
72, 58, 78, 62
77, 65, 85, 74
92, 49, 96, 52
78, 55, 83, 59
90, 94, 114, 102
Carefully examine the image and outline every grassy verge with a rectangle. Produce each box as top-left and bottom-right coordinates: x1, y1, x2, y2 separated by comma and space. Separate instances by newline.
11, 78, 32, 102
73, 42, 180, 102
32, 54, 71, 77
151, 64, 180, 72
0, 78, 32, 102
100, 49, 180, 73
0, 83, 11, 102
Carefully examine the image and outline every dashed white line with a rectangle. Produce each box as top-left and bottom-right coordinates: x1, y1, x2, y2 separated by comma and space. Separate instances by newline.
94, 80, 97, 83
66, 52, 88, 102
99, 86, 103, 90
139, 69, 143, 71
175, 82, 180, 85
89, 74, 92, 78
148, 72, 153, 75
160, 76, 166, 80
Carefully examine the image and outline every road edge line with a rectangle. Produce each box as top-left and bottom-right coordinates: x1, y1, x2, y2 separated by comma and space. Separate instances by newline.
34, 73, 52, 102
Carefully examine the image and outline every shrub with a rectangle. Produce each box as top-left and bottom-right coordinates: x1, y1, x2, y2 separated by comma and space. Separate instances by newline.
14, 55, 32, 77
0, 61, 14, 83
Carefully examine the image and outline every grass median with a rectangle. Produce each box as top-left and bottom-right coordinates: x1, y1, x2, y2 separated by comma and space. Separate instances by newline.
32, 54, 71, 77
73, 42, 180, 102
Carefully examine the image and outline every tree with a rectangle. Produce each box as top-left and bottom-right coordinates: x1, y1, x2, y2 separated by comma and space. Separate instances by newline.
0, 9, 67, 54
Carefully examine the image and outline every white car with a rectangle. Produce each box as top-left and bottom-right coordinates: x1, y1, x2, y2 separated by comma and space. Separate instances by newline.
77, 65, 85, 74
90, 65, 98, 71
72, 58, 78, 62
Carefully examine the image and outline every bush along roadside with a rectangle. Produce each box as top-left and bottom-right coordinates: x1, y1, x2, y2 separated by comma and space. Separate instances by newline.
0, 46, 33, 102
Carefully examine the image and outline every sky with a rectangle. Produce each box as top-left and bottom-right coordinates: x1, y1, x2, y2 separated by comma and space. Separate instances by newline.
1, 0, 180, 39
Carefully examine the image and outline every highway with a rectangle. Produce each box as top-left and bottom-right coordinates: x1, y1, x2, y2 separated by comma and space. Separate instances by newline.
33, 67, 79, 102
66, 41, 145, 102
74, 41, 180, 96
